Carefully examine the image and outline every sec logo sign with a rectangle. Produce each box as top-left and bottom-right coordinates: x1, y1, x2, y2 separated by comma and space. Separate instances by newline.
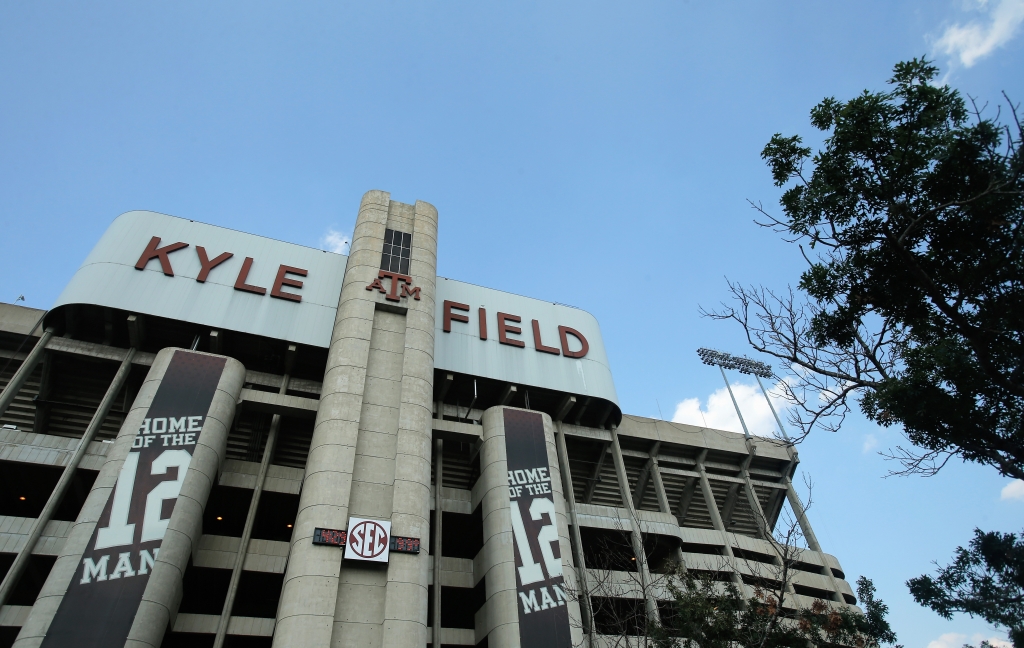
344, 517, 391, 563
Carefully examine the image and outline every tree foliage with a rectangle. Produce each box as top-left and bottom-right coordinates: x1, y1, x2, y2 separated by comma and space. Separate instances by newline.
908, 528, 1024, 647
705, 58, 1024, 480
656, 574, 899, 648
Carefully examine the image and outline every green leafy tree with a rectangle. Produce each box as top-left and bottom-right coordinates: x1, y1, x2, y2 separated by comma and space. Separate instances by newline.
704, 59, 1022, 644
706, 59, 1023, 480
908, 529, 1024, 647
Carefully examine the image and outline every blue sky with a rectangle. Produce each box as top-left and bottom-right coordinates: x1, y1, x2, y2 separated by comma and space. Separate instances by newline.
1, 2, 1022, 646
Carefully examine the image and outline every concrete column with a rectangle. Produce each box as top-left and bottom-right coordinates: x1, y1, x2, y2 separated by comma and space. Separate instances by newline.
738, 449, 797, 598
608, 427, 660, 624
739, 451, 768, 541
14, 349, 243, 647
213, 369, 293, 648
275, 191, 436, 648
694, 451, 748, 597
0, 328, 53, 419
646, 448, 687, 572
431, 439, 443, 648
476, 407, 583, 648
553, 423, 593, 640
14, 348, 175, 648
0, 348, 136, 609
125, 351, 246, 647
275, 191, 388, 648
380, 199, 437, 648
784, 477, 845, 602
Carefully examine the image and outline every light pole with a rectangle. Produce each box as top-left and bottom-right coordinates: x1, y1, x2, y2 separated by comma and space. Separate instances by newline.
696, 348, 789, 442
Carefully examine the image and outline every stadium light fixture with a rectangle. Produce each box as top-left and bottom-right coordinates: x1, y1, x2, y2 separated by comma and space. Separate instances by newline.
696, 348, 773, 379
696, 348, 791, 442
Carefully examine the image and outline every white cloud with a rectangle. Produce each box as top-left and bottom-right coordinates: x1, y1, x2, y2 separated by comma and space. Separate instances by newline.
935, 0, 1024, 67
862, 434, 878, 454
928, 632, 1013, 648
672, 380, 790, 439
320, 229, 350, 254
1001, 479, 1024, 501
928, 633, 968, 648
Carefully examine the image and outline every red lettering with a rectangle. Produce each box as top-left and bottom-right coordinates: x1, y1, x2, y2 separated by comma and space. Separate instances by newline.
135, 236, 188, 276
195, 247, 233, 283
479, 308, 488, 340
498, 313, 524, 348
444, 300, 470, 332
532, 320, 560, 355
233, 257, 266, 295
558, 326, 589, 358
400, 283, 421, 300
378, 270, 412, 302
366, 278, 386, 293
271, 265, 307, 302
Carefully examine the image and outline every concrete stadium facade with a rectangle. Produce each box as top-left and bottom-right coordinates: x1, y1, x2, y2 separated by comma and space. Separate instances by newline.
0, 191, 857, 648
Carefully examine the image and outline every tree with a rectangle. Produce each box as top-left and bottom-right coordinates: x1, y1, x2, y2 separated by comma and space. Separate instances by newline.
660, 574, 898, 648
568, 480, 899, 648
704, 58, 1023, 480
704, 58, 1022, 646
908, 528, 1024, 647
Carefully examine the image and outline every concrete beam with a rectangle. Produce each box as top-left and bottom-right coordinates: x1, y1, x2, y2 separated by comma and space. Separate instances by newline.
127, 314, 145, 350
553, 394, 576, 422
583, 442, 610, 505
497, 383, 516, 406
239, 388, 318, 419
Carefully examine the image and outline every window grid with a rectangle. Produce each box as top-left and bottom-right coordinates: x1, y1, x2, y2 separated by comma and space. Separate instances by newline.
381, 228, 412, 275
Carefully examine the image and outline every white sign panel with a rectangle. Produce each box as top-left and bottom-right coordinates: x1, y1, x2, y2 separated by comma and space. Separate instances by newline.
52, 211, 347, 348
344, 517, 391, 563
434, 278, 619, 406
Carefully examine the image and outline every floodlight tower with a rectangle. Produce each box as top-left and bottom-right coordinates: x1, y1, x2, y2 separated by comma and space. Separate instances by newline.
696, 348, 790, 442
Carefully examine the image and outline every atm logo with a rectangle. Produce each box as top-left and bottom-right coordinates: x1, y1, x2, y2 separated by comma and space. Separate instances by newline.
134, 236, 309, 303
365, 270, 421, 302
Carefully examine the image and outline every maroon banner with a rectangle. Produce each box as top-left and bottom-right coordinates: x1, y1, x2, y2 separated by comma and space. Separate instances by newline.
504, 409, 571, 648
41, 351, 227, 648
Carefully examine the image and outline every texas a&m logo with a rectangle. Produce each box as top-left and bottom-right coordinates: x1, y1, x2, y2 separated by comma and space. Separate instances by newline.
366, 270, 421, 303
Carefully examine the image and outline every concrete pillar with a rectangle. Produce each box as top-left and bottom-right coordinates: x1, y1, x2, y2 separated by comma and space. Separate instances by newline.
431, 439, 443, 648
0, 348, 136, 609
15, 349, 175, 647
553, 423, 594, 640
380, 199, 437, 648
784, 477, 845, 602
274, 191, 437, 648
476, 407, 582, 648
738, 449, 797, 598
608, 427, 660, 624
645, 447, 687, 572
126, 351, 245, 647
213, 367, 293, 648
694, 451, 748, 597
14, 349, 243, 648
0, 328, 53, 419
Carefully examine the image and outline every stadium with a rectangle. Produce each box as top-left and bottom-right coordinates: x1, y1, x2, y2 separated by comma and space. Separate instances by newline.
0, 190, 856, 648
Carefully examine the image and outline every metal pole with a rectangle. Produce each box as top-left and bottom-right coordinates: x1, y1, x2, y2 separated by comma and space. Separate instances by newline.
0, 346, 134, 607
0, 328, 54, 419
754, 375, 790, 443
212, 372, 290, 648
719, 366, 751, 439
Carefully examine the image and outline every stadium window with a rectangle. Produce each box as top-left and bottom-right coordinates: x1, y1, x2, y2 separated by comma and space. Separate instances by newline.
381, 229, 412, 275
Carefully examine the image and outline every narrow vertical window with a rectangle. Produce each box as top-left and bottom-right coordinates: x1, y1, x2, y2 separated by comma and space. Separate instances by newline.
381, 229, 412, 275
